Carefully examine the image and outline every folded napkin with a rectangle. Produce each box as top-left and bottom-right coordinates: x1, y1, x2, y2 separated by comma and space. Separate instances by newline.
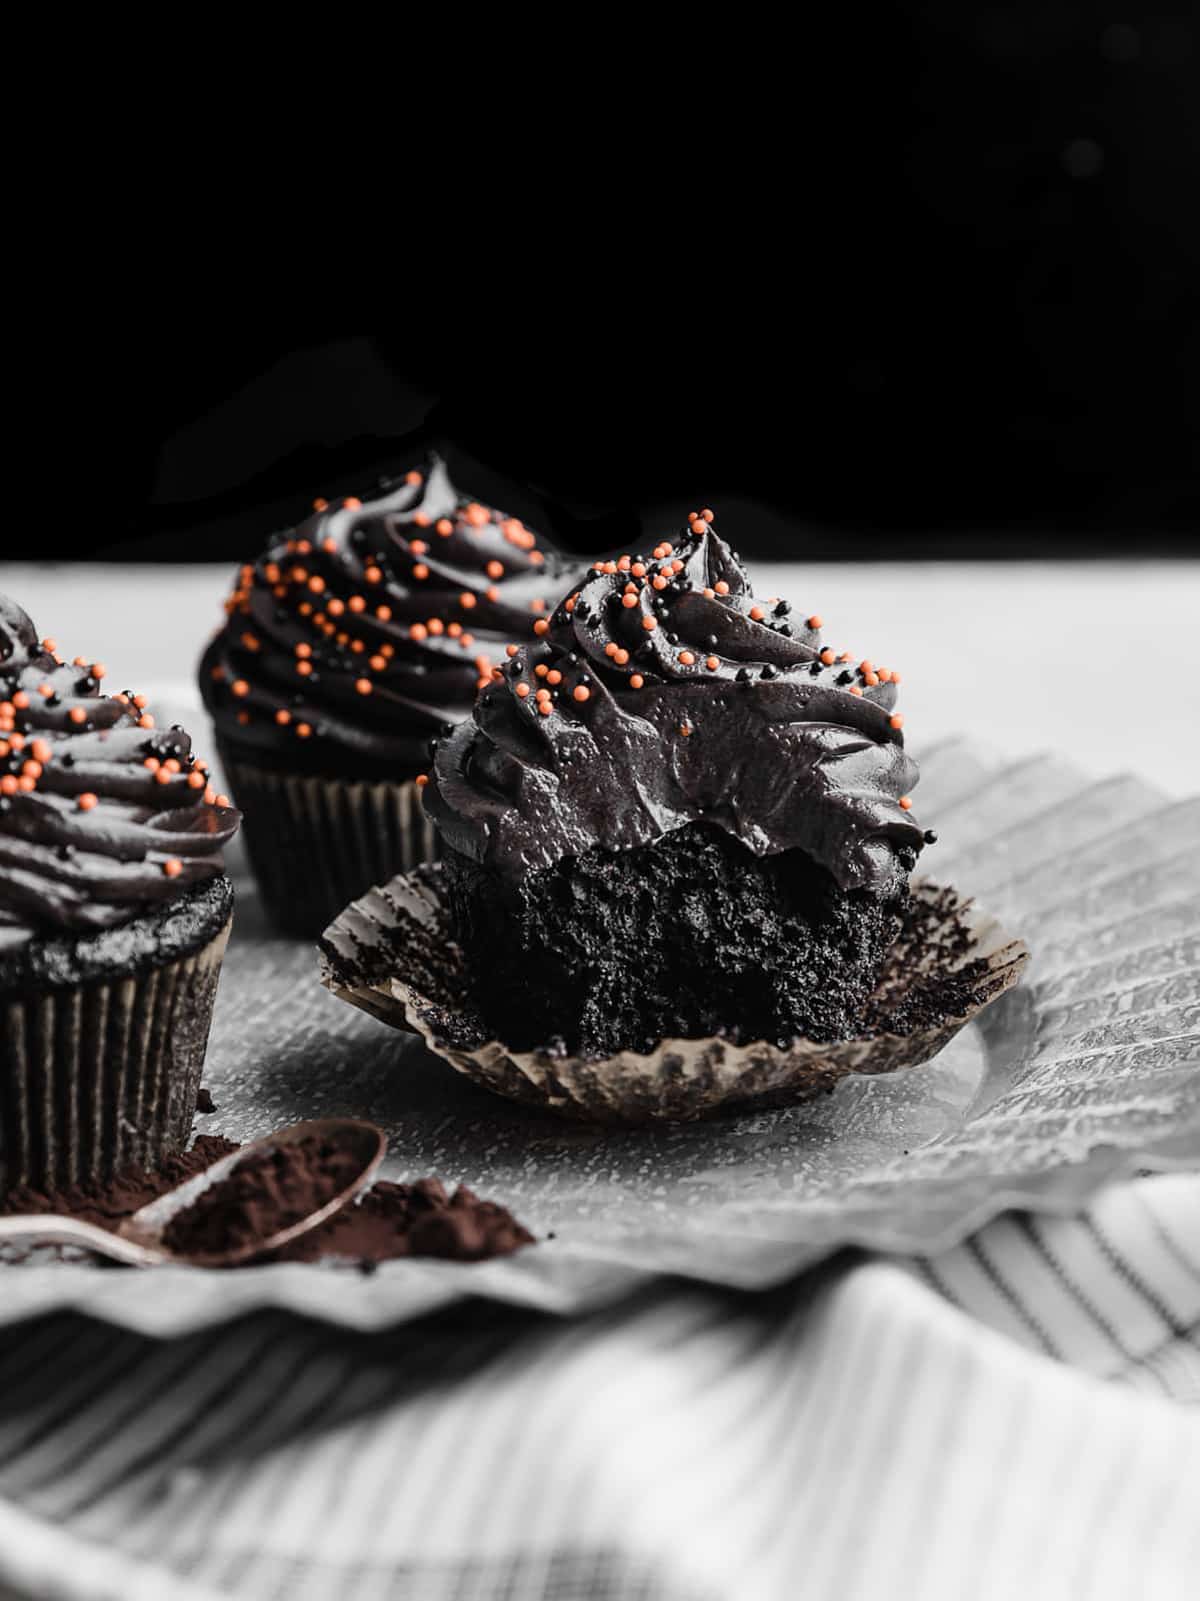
0, 1172, 1196, 1601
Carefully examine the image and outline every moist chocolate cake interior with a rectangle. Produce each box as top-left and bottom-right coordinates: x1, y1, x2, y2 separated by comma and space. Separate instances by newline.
444, 822, 911, 1058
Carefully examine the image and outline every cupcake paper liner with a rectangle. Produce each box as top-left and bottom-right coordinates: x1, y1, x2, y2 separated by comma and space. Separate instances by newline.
217, 744, 439, 938
320, 864, 1029, 1124
0, 919, 231, 1195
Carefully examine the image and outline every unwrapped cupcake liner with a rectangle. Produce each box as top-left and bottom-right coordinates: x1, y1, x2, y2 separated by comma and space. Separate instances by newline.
217, 744, 439, 938
320, 864, 1029, 1124
0, 920, 231, 1196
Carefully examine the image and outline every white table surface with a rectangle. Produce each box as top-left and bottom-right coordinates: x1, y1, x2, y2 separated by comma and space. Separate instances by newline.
2, 560, 1197, 794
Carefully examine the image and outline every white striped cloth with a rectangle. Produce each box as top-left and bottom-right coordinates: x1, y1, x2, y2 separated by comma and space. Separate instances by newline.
0, 1173, 1196, 1601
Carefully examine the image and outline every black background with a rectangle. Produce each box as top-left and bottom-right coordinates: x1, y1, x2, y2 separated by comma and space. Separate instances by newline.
18, 8, 1199, 565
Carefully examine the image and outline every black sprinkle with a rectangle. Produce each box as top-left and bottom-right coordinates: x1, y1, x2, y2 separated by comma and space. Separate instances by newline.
760, 665, 777, 680
923, 830, 939, 845
735, 668, 753, 683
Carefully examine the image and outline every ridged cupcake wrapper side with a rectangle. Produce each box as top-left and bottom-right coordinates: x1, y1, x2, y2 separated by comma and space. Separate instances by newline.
216, 746, 439, 939
0, 920, 231, 1195
320, 865, 1029, 1124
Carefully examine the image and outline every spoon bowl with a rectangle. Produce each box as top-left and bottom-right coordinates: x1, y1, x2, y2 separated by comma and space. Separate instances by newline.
0, 1118, 387, 1268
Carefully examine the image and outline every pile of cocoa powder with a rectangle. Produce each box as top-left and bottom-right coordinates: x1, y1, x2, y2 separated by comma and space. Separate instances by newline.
0, 1134, 535, 1267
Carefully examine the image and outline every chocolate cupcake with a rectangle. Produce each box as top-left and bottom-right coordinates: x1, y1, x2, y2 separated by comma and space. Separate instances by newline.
199, 456, 571, 936
427, 513, 928, 1056
0, 595, 240, 1193
322, 512, 1027, 1121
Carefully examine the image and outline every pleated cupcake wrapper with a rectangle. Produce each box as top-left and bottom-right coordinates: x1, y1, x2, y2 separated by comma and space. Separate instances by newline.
0, 920, 231, 1196
320, 865, 1029, 1124
217, 745, 439, 938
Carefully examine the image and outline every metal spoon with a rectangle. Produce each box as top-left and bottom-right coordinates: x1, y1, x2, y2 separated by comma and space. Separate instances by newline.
0, 1118, 386, 1268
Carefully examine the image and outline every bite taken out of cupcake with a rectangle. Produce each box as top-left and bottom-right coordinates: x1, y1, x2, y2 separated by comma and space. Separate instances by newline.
0, 594, 240, 1192
324, 508, 1026, 1122
425, 510, 930, 1059
199, 455, 575, 937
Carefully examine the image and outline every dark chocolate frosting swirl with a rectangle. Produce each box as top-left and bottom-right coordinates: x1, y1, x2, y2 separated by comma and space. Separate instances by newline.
425, 516, 926, 894
198, 457, 573, 778
0, 595, 239, 944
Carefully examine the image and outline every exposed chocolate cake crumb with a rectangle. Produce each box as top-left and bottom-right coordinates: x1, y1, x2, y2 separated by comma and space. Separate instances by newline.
443, 822, 905, 1058
0, 1138, 535, 1268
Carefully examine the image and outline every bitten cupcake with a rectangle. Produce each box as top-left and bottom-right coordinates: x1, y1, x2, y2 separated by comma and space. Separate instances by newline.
0, 595, 240, 1193
426, 512, 929, 1057
322, 510, 1026, 1122
199, 455, 571, 936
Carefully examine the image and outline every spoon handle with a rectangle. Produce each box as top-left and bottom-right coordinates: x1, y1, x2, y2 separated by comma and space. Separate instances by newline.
0, 1215, 165, 1267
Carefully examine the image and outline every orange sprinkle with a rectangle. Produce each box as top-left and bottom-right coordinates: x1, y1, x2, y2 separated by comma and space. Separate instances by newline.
465, 503, 490, 528
631, 563, 646, 577
322, 538, 338, 554
297, 661, 313, 676
863, 672, 879, 687
506, 644, 519, 658
188, 769, 207, 787
705, 656, 719, 671
155, 768, 172, 785
546, 669, 563, 686
533, 619, 550, 636
820, 649, 836, 665
355, 678, 373, 695
679, 651, 695, 665
629, 673, 644, 688
406, 470, 423, 486
486, 587, 500, 603
622, 593, 639, 608
413, 564, 430, 581
679, 723, 692, 737
614, 649, 630, 665
348, 596, 366, 614
849, 686, 863, 696
487, 560, 504, 579
68, 707, 87, 724
313, 498, 328, 512
749, 606, 764, 621
889, 714, 904, 730
0, 776, 15, 796
702, 588, 715, 600
41, 637, 56, 652
365, 565, 383, 584
460, 593, 477, 609
415, 773, 429, 787
343, 497, 362, 510
410, 541, 428, 556
37, 683, 54, 698
535, 687, 551, 701
436, 518, 454, 537
413, 512, 431, 528
308, 576, 326, 596
214, 793, 230, 808
714, 581, 730, 596
515, 682, 531, 698
295, 642, 313, 658
447, 622, 462, 637
898, 796, 913, 810
369, 654, 387, 672
652, 576, 669, 592
296, 722, 312, 738
143, 757, 160, 772
77, 792, 98, 811
376, 605, 393, 622
701, 507, 714, 521
21, 759, 41, 779
564, 597, 576, 612
531, 598, 546, 613
231, 679, 250, 698
163, 858, 183, 877
535, 664, 549, 678
605, 643, 619, 657
573, 685, 591, 702
30, 739, 51, 764
537, 700, 553, 716
858, 660, 874, 674
642, 616, 657, 631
